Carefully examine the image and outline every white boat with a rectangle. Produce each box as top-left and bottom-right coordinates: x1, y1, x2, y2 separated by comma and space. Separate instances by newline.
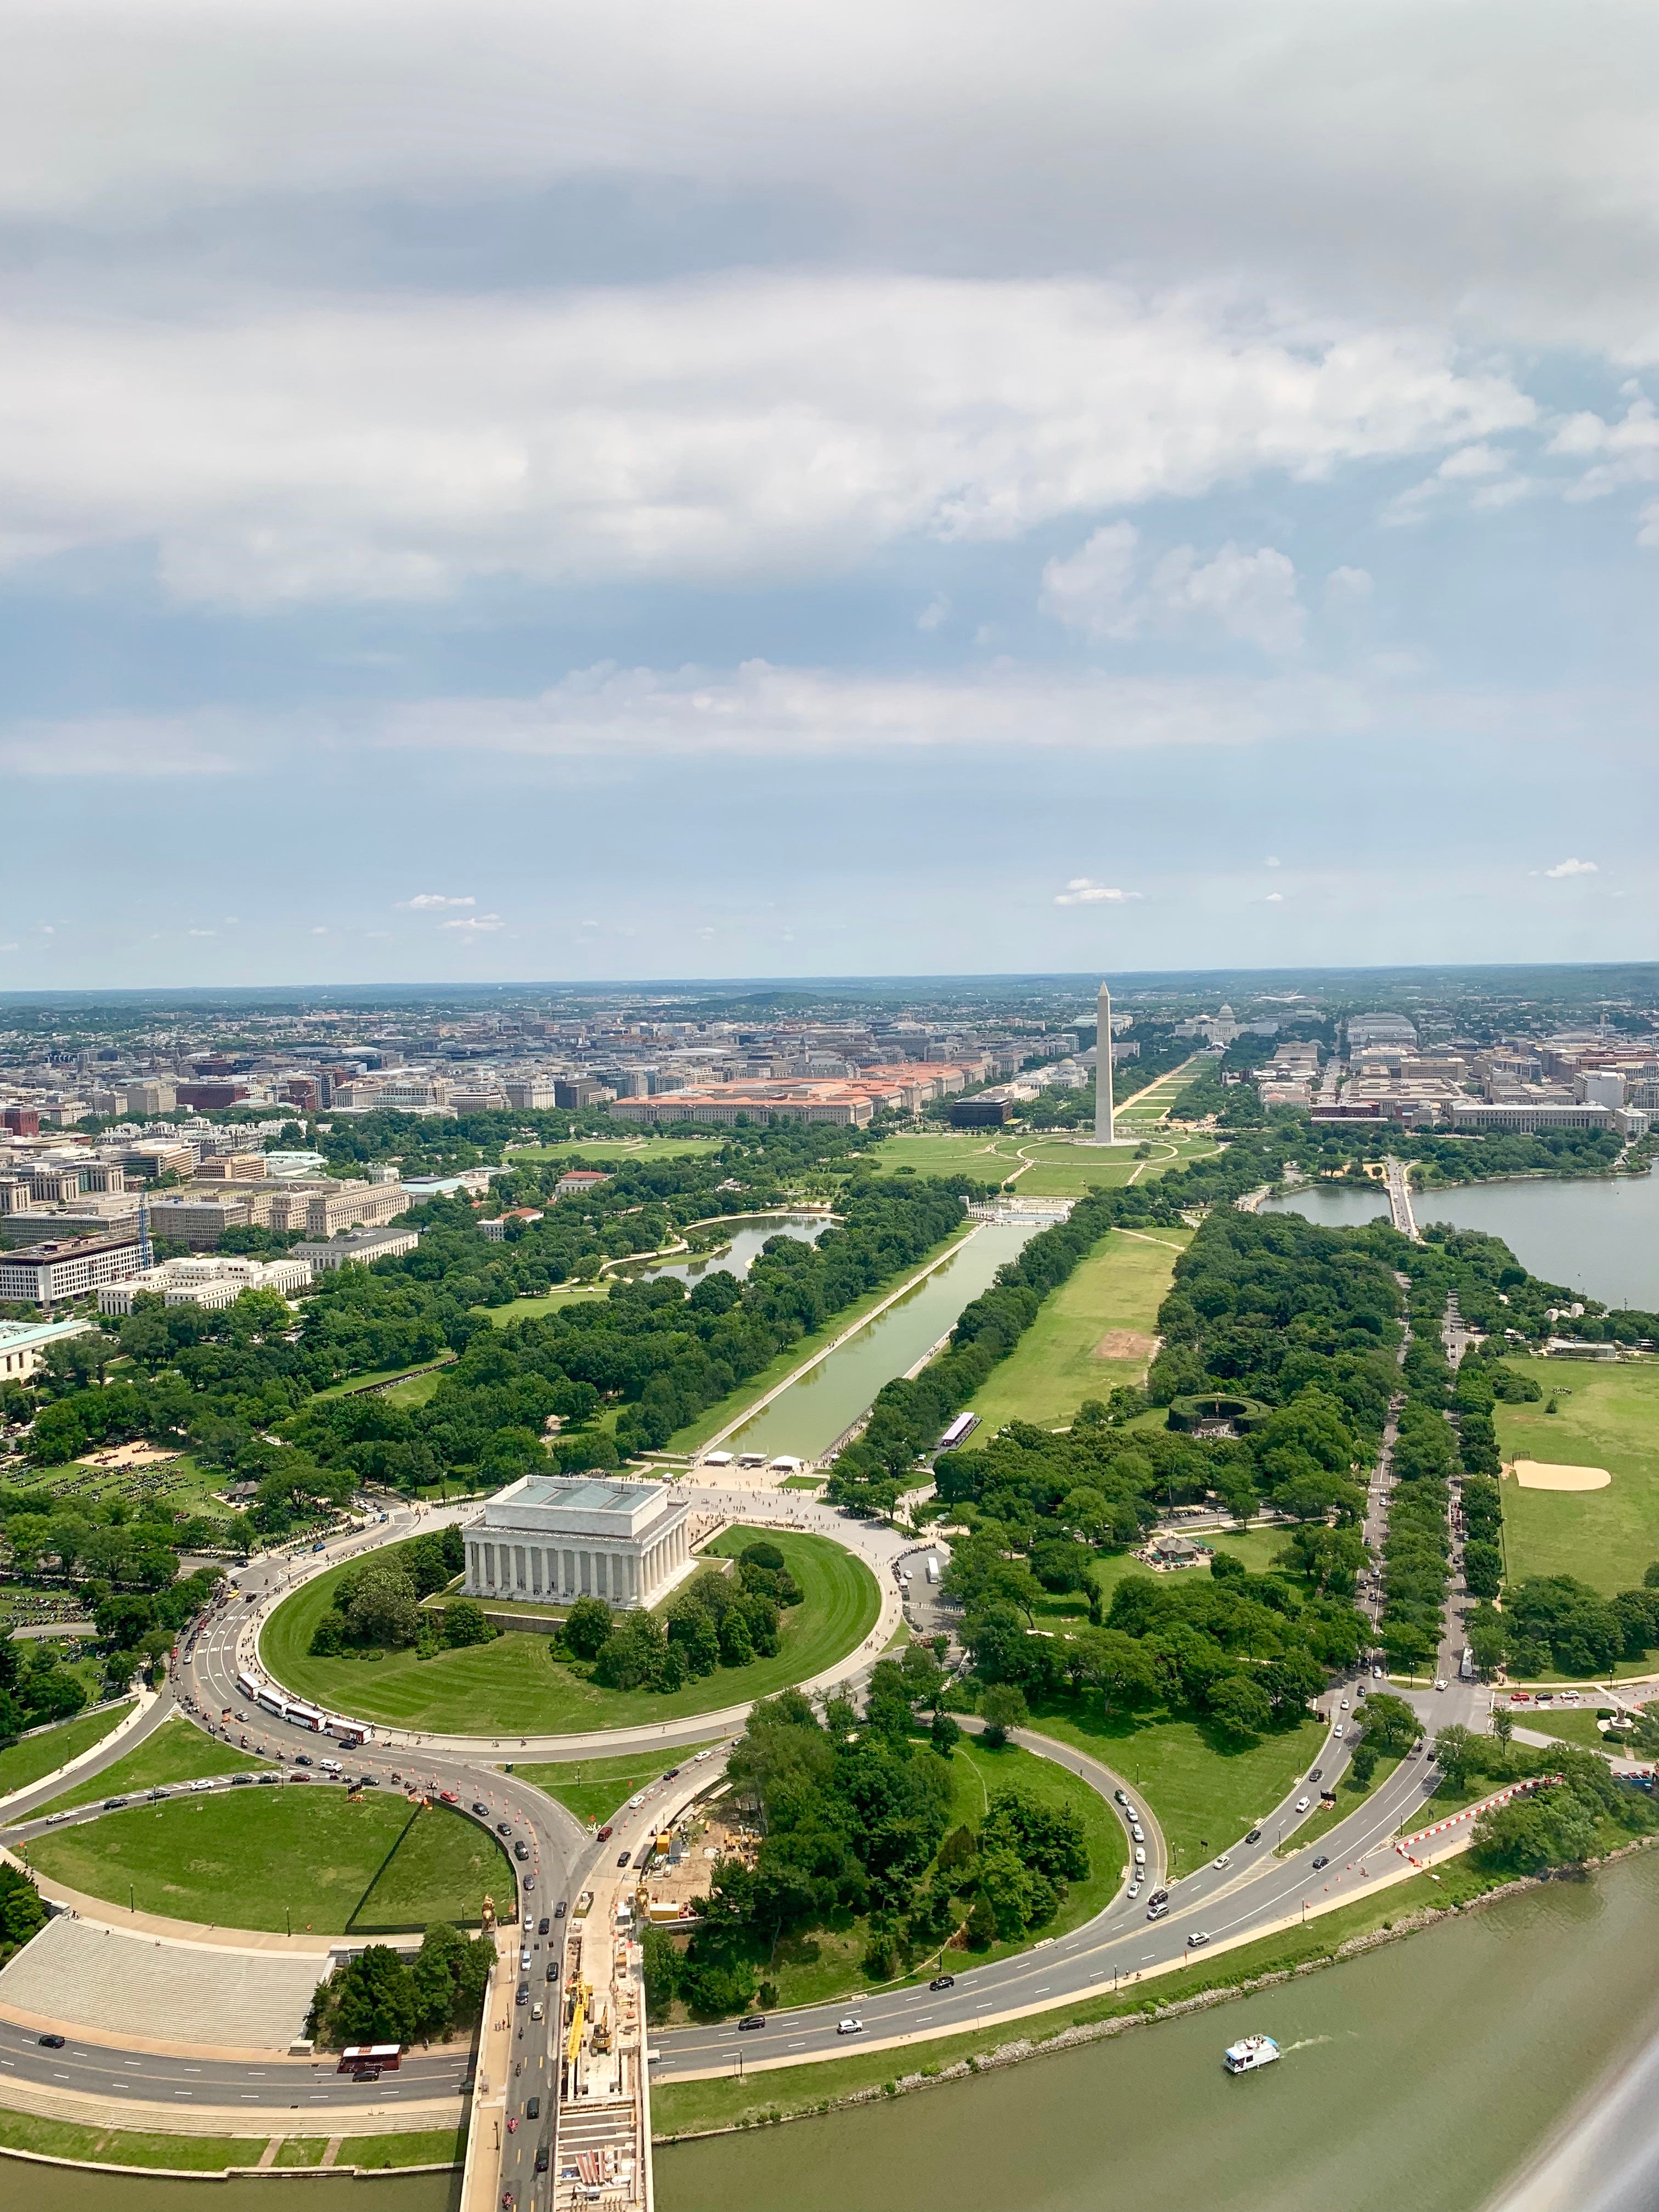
1223, 2034, 1281, 2075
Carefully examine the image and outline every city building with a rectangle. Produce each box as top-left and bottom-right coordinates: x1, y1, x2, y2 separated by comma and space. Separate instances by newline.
124, 1080, 177, 1118
98, 1253, 312, 1316
174, 1080, 250, 1110
554, 1170, 612, 1199
0, 1314, 93, 1378
291, 1224, 421, 1270
504, 1079, 559, 1110
463, 1472, 696, 1610
0, 1233, 144, 1305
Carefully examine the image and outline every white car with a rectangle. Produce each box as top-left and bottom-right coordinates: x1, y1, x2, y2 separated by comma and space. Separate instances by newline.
319, 1757, 343, 1773
1434, 1679, 1448, 1692
1333, 1724, 1345, 1738
629, 1793, 648, 1809
837, 2017, 864, 2036
1131, 1825, 1144, 1843
189, 1778, 216, 1793
1339, 1697, 1350, 1709
1295, 1795, 1311, 1813
1126, 1880, 1141, 1898
1212, 1853, 1231, 1869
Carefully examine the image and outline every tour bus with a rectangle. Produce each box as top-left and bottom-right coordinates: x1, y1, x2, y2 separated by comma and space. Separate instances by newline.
338, 2044, 401, 2076
939, 1411, 979, 1450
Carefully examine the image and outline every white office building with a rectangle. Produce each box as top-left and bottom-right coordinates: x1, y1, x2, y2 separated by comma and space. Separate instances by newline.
465, 1474, 696, 1610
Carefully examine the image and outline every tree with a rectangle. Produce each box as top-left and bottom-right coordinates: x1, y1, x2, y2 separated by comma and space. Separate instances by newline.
1492, 1706, 1514, 1750
563, 1596, 613, 1660
979, 1684, 1028, 1747
1432, 1724, 1481, 1790
964, 1894, 997, 1948
719, 1606, 754, 1667
322, 1944, 421, 2046
345, 1562, 421, 1648
1358, 1692, 1422, 1756
1209, 1673, 1273, 1740
1349, 1741, 1378, 1786
441, 1599, 494, 1647
930, 1711, 961, 1756
1472, 1788, 1597, 1876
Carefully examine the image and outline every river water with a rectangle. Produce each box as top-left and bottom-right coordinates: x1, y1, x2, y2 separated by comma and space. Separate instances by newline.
1261, 1170, 1659, 1310
717, 1222, 1040, 1464
635, 1213, 827, 1286
16, 2167, 458, 2212
658, 1847, 1659, 2212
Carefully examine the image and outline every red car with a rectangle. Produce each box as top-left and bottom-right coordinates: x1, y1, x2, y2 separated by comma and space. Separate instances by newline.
439, 1790, 459, 1804
596, 1823, 614, 1842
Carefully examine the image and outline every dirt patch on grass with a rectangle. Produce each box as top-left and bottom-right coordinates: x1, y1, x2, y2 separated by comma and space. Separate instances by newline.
1509, 1459, 1613, 1491
1093, 1330, 1158, 1361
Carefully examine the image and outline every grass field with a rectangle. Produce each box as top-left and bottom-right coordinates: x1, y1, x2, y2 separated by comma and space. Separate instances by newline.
311, 1356, 456, 1402
0, 2108, 463, 2174
25, 1789, 509, 1932
1022, 1531, 1294, 1635
262, 1527, 880, 1734
0, 1700, 133, 1801
35, 1712, 263, 1813
1494, 1356, 1659, 1593
1023, 1698, 1325, 1878
867, 1130, 1029, 1180
1528, 1706, 1630, 1750
519, 1741, 722, 1827
665, 1225, 973, 1453
506, 1138, 719, 1164
477, 1285, 612, 1328
964, 1226, 1191, 1431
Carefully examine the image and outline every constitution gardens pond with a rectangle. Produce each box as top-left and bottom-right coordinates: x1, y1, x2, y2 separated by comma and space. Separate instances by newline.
262, 1527, 881, 1734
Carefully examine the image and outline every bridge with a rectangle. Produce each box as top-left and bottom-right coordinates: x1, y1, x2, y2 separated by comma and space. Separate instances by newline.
1384, 1156, 1421, 1242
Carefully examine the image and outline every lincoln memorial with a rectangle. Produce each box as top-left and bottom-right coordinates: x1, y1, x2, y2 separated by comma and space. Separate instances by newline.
463, 1472, 696, 1610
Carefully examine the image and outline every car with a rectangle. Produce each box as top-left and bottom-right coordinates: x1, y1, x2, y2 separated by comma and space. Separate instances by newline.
1245, 1829, 1262, 1846
596, 1823, 614, 1842
353, 2066, 382, 2084
663, 1766, 680, 1780
1212, 1853, 1231, 1869
695, 1747, 714, 1762
1435, 1678, 1448, 1692
288, 1771, 311, 1783
1333, 1725, 1345, 1738
257, 1773, 279, 1785
1147, 1889, 1169, 1909
554, 1900, 567, 1918
1127, 1880, 1141, 1899
1146, 1899, 1169, 1920
515, 1984, 529, 2007
538, 1916, 551, 1936
103, 1796, 128, 1810
1295, 1796, 1311, 1813
496, 1821, 514, 1838
358, 1775, 380, 1787
146, 1787, 170, 1801
837, 2017, 864, 2035
1312, 1855, 1330, 1870
1373, 1665, 1384, 1679
514, 1842, 530, 1861
738, 2014, 766, 2031
546, 1962, 558, 1983
472, 1802, 489, 1817
295, 1754, 313, 1767
1309, 1768, 1323, 1784
1114, 1788, 1128, 1805
534, 2148, 550, 2175
1339, 1697, 1350, 1709
617, 1851, 633, 1868
1187, 1931, 1210, 1948
520, 1948, 533, 1970
38, 2033, 65, 2049
629, 1792, 648, 1809
230, 1773, 255, 1786
439, 1789, 458, 1804
929, 1973, 956, 1990
531, 2002, 544, 2022
526, 2095, 540, 2120
1131, 1825, 1145, 1843
523, 1875, 534, 1891
319, 1757, 342, 1774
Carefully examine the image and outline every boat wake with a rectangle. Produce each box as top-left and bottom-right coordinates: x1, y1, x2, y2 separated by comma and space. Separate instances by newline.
1280, 2036, 1334, 2056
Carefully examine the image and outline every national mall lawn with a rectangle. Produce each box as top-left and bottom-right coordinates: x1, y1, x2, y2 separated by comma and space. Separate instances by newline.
262, 1527, 881, 1735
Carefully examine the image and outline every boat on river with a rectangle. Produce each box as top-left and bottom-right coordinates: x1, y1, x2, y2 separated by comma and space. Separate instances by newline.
1223, 2034, 1281, 2074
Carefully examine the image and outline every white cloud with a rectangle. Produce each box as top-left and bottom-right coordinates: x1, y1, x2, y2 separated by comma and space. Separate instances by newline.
399, 893, 475, 910
1264, 891, 1285, 902
0, 281, 1533, 606
1543, 857, 1598, 877
187, 928, 215, 937
1055, 878, 1141, 906
1266, 855, 1282, 867
1044, 527, 1305, 655
1325, 566, 1373, 603
1384, 441, 1532, 526
916, 594, 952, 633
441, 912, 504, 932
1040, 523, 1141, 640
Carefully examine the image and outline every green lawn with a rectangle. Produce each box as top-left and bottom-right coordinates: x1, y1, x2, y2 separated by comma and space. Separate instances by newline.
0, 2109, 268, 2170
965, 1226, 1192, 1431
349, 2127, 470, 2169
866, 1130, 1030, 1181
33, 1712, 264, 1814
665, 1228, 973, 1453
1526, 1706, 1630, 1751
519, 1742, 721, 1827
506, 1138, 719, 1164
380, 1369, 452, 1408
1495, 1356, 1659, 1592
477, 1286, 612, 1327
311, 1356, 456, 1402
274, 2138, 331, 2167
1023, 1533, 1296, 1636
25, 1788, 507, 1932
349, 1800, 514, 1931
1023, 1698, 1326, 1878
262, 1528, 879, 1735
0, 1700, 134, 1801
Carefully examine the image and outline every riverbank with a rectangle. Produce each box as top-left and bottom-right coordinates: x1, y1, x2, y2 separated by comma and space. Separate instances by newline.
0, 2111, 465, 2179
652, 1834, 1659, 2143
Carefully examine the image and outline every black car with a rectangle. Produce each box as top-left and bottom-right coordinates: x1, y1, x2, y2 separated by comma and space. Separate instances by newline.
514, 1841, 530, 1861
1308, 1768, 1324, 1784
738, 2014, 766, 2031
359, 1775, 380, 1788
538, 1916, 550, 1936
1245, 1828, 1262, 1845
534, 2148, 550, 2176
663, 1766, 680, 1779
1312, 1855, 1330, 1870
258, 1773, 280, 1785
352, 2066, 382, 2084
523, 1874, 534, 1890
496, 1821, 514, 1837
929, 1973, 955, 1991
515, 1983, 529, 2006
554, 1900, 567, 1919
546, 1962, 558, 1983
103, 1796, 128, 1810
38, 2033, 65, 2049
617, 1850, 633, 1868
295, 1754, 313, 1767
1114, 1788, 1128, 1805
473, 1802, 489, 1816
526, 2095, 541, 2120
230, 1773, 255, 1786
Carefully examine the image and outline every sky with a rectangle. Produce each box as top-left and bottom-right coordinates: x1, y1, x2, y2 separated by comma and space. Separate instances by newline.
3, 0, 1658, 989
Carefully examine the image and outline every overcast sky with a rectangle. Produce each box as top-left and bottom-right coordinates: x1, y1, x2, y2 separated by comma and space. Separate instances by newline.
3, 0, 1657, 988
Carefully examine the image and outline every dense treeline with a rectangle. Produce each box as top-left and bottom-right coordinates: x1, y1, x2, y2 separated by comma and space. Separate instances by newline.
646, 1671, 1088, 2018
307, 1922, 496, 2046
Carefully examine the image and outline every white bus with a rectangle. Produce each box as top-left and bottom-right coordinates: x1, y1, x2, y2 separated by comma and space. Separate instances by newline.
939, 1411, 979, 1450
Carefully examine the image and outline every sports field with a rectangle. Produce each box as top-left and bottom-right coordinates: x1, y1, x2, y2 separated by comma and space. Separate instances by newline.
35, 1713, 262, 1814
25, 1790, 510, 1933
1494, 1356, 1659, 1593
965, 1224, 1190, 1431
262, 1527, 879, 1734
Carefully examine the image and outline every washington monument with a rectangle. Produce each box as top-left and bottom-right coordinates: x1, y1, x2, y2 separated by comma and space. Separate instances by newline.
1094, 980, 1115, 1144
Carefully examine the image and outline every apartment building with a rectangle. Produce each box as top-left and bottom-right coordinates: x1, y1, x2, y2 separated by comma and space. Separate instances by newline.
0, 1234, 144, 1305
